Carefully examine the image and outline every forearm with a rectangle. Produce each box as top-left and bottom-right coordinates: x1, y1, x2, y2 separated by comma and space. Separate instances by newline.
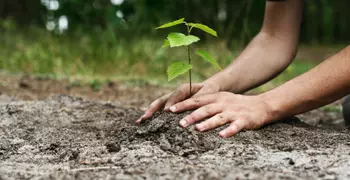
205, 32, 298, 93
205, 0, 303, 93
261, 45, 350, 122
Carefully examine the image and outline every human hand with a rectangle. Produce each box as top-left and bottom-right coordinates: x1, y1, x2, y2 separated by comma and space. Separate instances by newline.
168, 92, 276, 138
136, 82, 220, 123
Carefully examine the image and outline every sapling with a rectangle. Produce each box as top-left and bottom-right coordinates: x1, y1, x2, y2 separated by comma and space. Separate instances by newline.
156, 18, 222, 96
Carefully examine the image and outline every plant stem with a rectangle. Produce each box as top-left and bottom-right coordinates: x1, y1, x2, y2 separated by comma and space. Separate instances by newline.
188, 45, 192, 96
185, 22, 192, 96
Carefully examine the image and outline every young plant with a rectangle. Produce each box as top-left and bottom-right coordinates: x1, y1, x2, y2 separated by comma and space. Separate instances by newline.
156, 18, 222, 95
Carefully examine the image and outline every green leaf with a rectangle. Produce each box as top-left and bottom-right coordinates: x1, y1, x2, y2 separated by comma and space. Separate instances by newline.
167, 61, 193, 81
167, 33, 200, 47
156, 18, 185, 29
196, 50, 222, 70
162, 39, 170, 48
188, 23, 218, 37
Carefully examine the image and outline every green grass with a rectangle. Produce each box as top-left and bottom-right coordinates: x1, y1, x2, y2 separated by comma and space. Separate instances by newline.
255, 60, 317, 92
0, 25, 319, 92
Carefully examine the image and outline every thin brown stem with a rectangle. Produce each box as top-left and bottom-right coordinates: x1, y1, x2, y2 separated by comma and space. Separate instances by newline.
185, 22, 192, 96
188, 45, 192, 96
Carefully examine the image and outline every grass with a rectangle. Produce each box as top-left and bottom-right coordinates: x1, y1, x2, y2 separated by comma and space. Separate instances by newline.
255, 60, 317, 92
0, 24, 321, 92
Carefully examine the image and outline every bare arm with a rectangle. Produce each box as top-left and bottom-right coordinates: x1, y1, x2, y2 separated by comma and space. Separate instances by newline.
167, 46, 350, 138
206, 0, 303, 93
137, 0, 304, 122
261, 46, 350, 121
141, 0, 350, 137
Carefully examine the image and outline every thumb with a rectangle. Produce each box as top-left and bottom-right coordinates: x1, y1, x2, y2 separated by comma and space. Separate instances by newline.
192, 84, 218, 98
164, 84, 203, 110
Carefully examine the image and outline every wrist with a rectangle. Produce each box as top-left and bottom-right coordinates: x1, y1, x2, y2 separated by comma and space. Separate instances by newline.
258, 92, 285, 123
202, 79, 222, 93
204, 70, 236, 92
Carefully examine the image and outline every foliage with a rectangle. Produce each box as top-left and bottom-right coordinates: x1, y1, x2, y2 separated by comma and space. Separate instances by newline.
167, 62, 193, 81
195, 50, 222, 71
166, 33, 200, 47
156, 18, 222, 94
89, 79, 102, 91
0, 26, 230, 82
0, 25, 326, 92
156, 18, 185, 29
1, 0, 350, 44
0, 1, 344, 92
188, 23, 218, 37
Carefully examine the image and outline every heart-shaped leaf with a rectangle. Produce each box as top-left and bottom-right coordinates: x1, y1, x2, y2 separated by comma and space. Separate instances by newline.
156, 18, 185, 29
188, 23, 218, 37
196, 50, 222, 70
167, 61, 193, 81
167, 33, 200, 47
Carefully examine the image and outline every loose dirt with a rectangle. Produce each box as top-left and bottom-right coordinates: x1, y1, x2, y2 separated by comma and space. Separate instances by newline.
0, 73, 172, 109
1, 94, 350, 180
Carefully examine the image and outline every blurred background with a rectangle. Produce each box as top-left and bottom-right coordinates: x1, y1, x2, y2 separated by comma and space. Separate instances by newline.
0, 0, 349, 90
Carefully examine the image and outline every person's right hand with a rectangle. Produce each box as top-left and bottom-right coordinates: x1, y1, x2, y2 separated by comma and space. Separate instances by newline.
136, 82, 220, 123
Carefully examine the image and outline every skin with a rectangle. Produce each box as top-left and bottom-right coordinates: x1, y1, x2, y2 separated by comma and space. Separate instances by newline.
136, 0, 350, 138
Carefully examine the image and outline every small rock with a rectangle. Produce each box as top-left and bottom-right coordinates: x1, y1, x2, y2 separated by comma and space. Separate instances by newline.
183, 142, 191, 148
19, 81, 30, 89
286, 131, 297, 136
47, 143, 59, 151
106, 143, 121, 153
188, 154, 197, 160
288, 159, 295, 165
59, 149, 79, 161
284, 158, 295, 166
278, 145, 293, 152
107, 81, 115, 88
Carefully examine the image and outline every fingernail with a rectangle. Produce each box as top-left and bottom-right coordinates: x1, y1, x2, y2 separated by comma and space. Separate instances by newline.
169, 106, 176, 112
195, 124, 202, 131
164, 106, 169, 111
179, 119, 188, 127
219, 131, 227, 138
135, 115, 144, 123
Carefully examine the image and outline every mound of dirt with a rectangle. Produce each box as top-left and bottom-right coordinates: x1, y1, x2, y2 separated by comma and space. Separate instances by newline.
135, 111, 222, 156
1, 95, 350, 180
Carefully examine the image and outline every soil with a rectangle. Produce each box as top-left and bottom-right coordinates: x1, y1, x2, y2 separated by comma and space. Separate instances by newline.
1, 74, 350, 180
0, 73, 172, 109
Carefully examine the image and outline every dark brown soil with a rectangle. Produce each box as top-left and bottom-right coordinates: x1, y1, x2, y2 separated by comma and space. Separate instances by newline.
1, 94, 350, 180
0, 73, 172, 109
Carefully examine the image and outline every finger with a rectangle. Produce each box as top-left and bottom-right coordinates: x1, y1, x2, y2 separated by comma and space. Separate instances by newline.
179, 104, 223, 128
169, 93, 219, 113
164, 84, 203, 111
195, 113, 229, 132
192, 83, 217, 98
219, 119, 246, 138
135, 115, 147, 124
136, 94, 170, 123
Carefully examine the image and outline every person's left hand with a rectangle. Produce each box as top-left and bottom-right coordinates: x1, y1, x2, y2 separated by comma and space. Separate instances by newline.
168, 92, 276, 138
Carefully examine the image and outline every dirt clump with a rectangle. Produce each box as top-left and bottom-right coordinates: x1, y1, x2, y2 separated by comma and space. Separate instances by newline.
135, 111, 223, 156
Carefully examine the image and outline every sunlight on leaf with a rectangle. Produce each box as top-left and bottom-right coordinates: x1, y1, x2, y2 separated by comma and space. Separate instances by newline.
156, 18, 185, 29
167, 61, 192, 81
196, 50, 222, 70
188, 23, 218, 37
167, 33, 200, 47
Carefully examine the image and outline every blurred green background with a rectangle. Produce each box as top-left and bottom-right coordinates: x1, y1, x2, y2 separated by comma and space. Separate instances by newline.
0, 0, 348, 90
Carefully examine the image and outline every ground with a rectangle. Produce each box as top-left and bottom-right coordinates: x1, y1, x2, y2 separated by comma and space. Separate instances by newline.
0, 74, 349, 180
